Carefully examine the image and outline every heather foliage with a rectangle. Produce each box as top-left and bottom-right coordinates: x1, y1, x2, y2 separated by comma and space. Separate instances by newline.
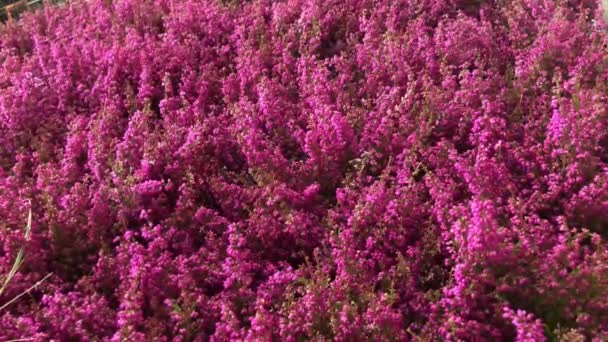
0, 0, 608, 340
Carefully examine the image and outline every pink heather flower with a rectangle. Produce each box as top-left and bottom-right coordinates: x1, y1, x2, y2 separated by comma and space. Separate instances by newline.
133, 180, 164, 198
503, 307, 547, 342
0, 0, 607, 340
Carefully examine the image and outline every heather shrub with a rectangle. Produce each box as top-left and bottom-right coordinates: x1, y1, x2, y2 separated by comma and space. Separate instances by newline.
0, 0, 607, 340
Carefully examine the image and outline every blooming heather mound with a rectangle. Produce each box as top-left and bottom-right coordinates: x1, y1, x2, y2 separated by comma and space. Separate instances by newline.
0, 0, 608, 340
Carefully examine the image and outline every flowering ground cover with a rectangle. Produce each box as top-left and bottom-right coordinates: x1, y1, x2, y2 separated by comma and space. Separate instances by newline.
0, 0, 608, 340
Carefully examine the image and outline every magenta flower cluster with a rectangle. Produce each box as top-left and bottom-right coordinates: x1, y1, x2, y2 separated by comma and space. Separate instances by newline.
1, 0, 608, 340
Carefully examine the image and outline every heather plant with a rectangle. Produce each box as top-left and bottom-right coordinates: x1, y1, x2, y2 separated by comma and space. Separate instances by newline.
0, 0, 608, 340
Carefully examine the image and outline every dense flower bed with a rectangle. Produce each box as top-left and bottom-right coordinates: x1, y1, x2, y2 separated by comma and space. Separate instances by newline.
0, 0, 607, 340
